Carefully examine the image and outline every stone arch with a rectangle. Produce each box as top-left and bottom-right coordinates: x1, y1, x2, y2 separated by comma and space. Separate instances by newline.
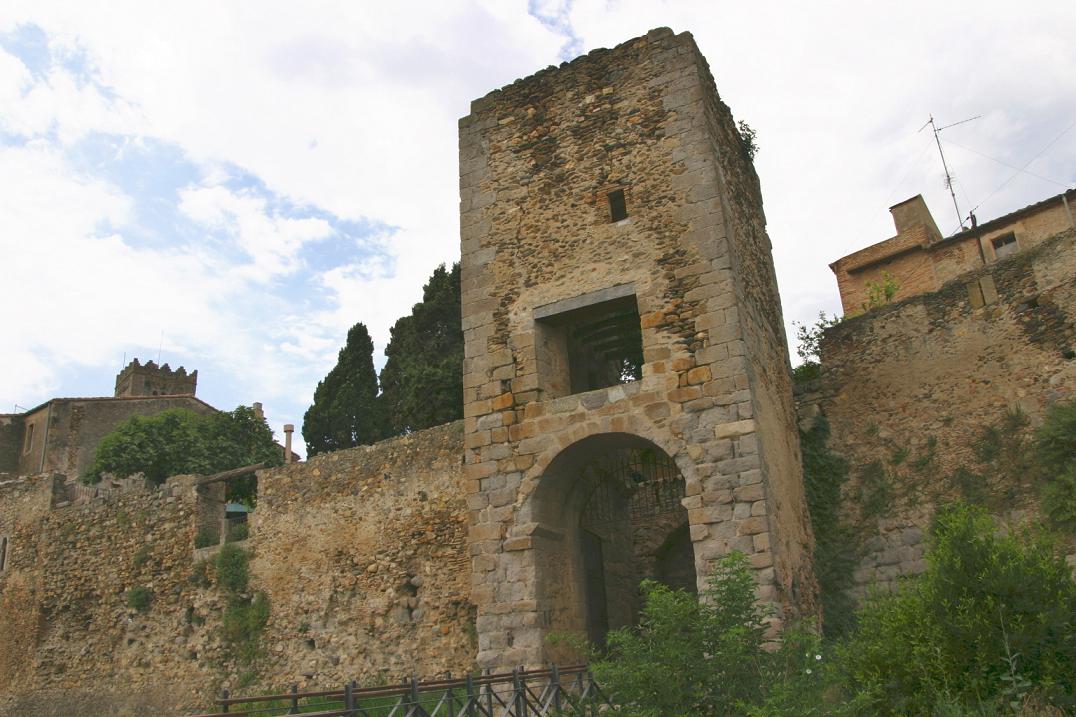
523, 432, 697, 655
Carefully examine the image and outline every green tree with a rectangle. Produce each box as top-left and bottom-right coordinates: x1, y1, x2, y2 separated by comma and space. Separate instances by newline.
379, 263, 463, 435
83, 405, 282, 488
303, 321, 384, 456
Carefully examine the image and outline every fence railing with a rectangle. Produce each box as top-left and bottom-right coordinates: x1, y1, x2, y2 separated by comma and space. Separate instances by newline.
189, 664, 611, 717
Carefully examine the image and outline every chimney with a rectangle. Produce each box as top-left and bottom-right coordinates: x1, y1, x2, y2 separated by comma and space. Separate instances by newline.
889, 195, 942, 243
253, 402, 264, 421
283, 424, 294, 463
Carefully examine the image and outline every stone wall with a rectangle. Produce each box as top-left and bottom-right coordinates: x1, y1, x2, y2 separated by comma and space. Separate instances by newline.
250, 421, 473, 686
459, 27, 814, 669
802, 228, 1076, 598
0, 416, 21, 474
0, 474, 215, 717
0, 422, 473, 716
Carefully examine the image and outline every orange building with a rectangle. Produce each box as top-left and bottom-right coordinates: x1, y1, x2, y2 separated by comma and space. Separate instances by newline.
830, 189, 1076, 314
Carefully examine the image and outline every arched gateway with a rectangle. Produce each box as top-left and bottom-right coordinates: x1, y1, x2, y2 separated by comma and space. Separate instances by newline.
529, 434, 696, 648
459, 28, 818, 669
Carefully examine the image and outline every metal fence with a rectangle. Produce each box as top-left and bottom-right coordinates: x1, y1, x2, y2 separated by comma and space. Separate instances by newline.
189, 665, 611, 717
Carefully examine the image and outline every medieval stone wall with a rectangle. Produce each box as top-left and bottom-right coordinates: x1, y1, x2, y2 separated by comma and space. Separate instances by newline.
0, 422, 474, 716
800, 228, 1076, 598
250, 421, 473, 686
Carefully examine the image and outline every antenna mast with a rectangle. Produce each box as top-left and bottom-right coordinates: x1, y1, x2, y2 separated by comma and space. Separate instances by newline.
920, 114, 981, 231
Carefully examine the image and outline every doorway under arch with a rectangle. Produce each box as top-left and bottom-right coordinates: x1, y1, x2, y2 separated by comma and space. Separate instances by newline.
527, 433, 697, 650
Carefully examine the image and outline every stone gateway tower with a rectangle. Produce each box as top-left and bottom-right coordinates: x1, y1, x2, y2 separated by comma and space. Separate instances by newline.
459, 28, 816, 669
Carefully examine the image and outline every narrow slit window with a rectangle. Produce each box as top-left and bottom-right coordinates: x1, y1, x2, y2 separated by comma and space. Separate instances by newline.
23, 423, 34, 454
0, 536, 8, 571
608, 189, 628, 222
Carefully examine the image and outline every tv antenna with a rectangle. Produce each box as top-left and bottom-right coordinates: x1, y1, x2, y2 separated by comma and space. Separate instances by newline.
919, 114, 981, 230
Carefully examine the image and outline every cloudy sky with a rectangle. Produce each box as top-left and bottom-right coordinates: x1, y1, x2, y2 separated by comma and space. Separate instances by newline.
2, 1, 1074, 443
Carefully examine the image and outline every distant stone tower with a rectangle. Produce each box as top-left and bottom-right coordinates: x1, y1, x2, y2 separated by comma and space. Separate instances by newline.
114, 359, 198, 397
459, 28, 816, 669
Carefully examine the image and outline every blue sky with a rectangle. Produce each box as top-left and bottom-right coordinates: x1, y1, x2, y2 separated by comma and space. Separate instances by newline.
2, 0, 1074, 448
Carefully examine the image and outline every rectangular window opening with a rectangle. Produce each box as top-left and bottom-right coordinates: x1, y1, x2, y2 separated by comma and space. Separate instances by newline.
535, 290, 643, 398
991, 232, 1018, 260
608, 188, 628, 223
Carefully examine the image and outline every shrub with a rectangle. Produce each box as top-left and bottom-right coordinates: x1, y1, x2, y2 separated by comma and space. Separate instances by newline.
792, 312, 841, 384
131, 545, 151, 569
126, 586, 154, 612
226, 521, 250, 543
1036, 399, 1076, 531
834, 503, 1076, 714
590, 552, 770, 716
214, 543, 250, 595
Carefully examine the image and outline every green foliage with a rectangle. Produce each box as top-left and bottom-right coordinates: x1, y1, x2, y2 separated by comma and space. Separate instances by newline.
800, 418, 858, 639
857, 460, 891, 520
590, 552, 770, 716
738, 120, 759, 161
861, 271, 899, 312
212, 544, 269, 665
227, 521, 250, 542
194, 526, 219, 549
1035, 399, 1076, 531
792, 312, 841, 384
126, 585, 153, 612
82, 405, 282, 492
303, 322, 384, 457
834, 503, 1076, 715
131, 545, 151, 569
222, 590, 270, 664
379, 263, 463, 435
214, 543, 250, 595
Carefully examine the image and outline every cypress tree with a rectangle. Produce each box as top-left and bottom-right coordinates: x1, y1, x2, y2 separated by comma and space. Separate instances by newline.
379, 263, 463, 435
302, 322, 384, 456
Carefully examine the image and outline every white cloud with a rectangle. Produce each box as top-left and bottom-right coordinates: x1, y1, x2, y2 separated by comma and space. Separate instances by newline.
0, 0, 1073, 440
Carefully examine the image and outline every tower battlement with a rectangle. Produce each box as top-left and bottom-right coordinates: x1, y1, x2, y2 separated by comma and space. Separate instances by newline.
114, 358, 198, 397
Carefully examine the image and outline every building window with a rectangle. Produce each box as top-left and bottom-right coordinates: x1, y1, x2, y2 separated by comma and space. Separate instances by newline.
608, 188, 628, 222
0, 536, 8, 571
535, 285, 643, 398
991, 232, 1018, 260
23, 423, 34, 454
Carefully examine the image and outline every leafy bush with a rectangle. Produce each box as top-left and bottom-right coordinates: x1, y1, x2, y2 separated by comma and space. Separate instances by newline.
591, 552, 771, 716
1036, 399, 1076, 531
214, 543, 250, 595
82, 405, 282, 500
792, 312, 842, 384
126, 585, 154, 612
222, 590, 270, 663
226, 520, 249, 543
861, 271, 899, 312
834, 503, 1076, 714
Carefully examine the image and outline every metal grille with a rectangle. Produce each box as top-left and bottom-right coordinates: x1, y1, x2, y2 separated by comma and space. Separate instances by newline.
579, 448, 685, 528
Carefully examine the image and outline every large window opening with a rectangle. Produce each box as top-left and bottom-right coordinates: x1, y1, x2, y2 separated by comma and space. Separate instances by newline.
535, 286, 644, 398
529, 434, 696, 655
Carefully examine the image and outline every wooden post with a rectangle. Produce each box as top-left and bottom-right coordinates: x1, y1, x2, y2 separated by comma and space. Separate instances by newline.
409, 673, 421, 712
289, 683, 299, 714
220, 688, 230, 713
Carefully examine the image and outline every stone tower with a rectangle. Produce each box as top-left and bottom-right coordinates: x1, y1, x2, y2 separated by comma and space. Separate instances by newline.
459, 28, 816, 669
114, 358, 198, 397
